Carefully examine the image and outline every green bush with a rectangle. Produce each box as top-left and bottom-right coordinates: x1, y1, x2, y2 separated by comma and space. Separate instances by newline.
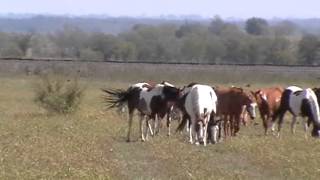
34, 74, 84, 114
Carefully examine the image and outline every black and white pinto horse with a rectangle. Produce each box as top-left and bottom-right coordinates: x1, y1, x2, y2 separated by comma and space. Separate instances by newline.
153, 81, 177, 136
103, 82, 180, 142
177, 84, 218, 146
271, 86, 320, 137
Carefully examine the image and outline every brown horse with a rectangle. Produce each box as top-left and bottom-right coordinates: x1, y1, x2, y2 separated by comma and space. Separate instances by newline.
253, 87, 284, 135
215, 87, 257, 138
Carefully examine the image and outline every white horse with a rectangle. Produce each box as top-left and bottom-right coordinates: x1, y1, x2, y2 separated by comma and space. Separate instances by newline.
183, 84, 218, 146
272, 86, 320, 137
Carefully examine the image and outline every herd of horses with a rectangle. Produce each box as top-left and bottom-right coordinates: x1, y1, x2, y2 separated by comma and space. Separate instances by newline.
103, 81, 320, 146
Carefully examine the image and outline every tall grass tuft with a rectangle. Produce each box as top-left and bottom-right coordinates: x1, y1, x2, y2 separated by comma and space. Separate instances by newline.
33, 73, 85, 114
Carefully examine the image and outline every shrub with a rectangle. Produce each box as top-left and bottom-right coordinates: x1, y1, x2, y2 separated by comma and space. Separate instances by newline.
34, 73, 85, 114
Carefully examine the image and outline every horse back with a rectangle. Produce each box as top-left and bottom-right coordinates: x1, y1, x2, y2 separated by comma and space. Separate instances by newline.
256, 87, 284, 115
215, 87, 244, 115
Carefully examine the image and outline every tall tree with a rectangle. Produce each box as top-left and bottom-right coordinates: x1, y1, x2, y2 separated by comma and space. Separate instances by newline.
245, 17, 269, 35
299, 34, 320, 65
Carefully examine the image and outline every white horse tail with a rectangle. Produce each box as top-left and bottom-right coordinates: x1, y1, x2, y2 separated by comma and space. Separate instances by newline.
307, 88, 320, 126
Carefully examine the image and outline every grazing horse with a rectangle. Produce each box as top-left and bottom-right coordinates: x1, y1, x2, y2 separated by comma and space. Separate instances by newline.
103, 82, 180, 142
177, 84, 218, 146
253, 87, 284, 135
215, 87, 257, 138
272, 86, 320, 137
154, 81, 177, 136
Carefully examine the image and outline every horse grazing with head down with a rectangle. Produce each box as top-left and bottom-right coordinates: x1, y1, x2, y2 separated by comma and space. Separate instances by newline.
154, 81, 177, 136
215, 86, 257, 138
176, 84, 218, 146
253, 87, 284, 135
271, 86, 320, 137
102, 82, 180, 142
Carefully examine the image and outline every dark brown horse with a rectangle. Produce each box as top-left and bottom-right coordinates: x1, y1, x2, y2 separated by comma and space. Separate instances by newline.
215, 87, 257, 138
253, 87, 284, 135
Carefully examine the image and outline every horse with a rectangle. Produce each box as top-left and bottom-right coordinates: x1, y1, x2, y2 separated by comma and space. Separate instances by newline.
176, 84, 218, 146
152, 81, 177, 136
215, 86, 257, 138
175, 82, 200, 133
102, 82, 180, 142
253, 87, 284, 135
271, 86, 320, 137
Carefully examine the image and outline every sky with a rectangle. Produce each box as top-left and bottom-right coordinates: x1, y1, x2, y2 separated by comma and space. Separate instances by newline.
1, 0, 320, 19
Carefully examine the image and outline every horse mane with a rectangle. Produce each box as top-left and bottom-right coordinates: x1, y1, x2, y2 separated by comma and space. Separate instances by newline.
230, 86, 244, 93
160, 81, 175, 87
187, 82, 198, 87
142, 84, 154, 91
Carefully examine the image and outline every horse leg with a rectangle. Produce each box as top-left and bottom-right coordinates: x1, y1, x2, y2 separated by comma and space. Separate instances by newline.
187, 118, 191, 133
146, 116, 154, 139
203, 118, 209, 146
224, 115, 230, 138
304, 118, 309, 139
139, 114, 146, 142
189, 122, 194, 144
234, 114, 241, 136
277, 112, 286, 138
290, 116, 297, 134
167, 111, 172, 136
127, 111, 134, 142
263, 115, 269, 135
153, 114, 158, 136
194, 121, 200, 145
230, 115, 235, 136
218, 119, 222, 142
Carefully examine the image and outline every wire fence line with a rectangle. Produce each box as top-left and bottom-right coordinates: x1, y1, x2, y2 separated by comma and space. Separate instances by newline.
0, 57, 319, 67
1, 57, 320, 83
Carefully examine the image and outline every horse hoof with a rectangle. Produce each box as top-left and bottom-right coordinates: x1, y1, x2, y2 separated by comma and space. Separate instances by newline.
126, 139, 131, 142
195, 142, 200, 146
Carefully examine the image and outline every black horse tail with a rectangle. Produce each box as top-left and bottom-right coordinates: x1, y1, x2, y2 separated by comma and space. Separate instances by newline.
272, 89, 292, 123
101, 88, 131, 109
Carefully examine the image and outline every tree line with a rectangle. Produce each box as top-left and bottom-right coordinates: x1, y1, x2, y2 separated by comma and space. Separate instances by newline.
0, 16, 319, 65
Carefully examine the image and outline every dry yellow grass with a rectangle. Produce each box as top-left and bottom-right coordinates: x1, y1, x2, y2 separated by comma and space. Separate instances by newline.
0, 73, 320, 179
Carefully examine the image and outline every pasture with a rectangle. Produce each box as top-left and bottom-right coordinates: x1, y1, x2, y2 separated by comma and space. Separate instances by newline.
0, 62, 320, 179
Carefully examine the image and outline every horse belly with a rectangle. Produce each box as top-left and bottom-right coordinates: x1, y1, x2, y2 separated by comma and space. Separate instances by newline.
289, 95, 303, 115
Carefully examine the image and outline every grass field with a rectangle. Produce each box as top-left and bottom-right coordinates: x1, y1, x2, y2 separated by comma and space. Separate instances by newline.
0, 66, 320, 179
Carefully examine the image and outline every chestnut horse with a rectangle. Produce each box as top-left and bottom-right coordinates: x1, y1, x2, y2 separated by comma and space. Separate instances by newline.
215, 87, 257, 138
253, 87, 284, 135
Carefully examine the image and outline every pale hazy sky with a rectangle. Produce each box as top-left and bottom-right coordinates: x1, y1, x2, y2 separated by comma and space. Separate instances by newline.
1, 0, 319, 19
